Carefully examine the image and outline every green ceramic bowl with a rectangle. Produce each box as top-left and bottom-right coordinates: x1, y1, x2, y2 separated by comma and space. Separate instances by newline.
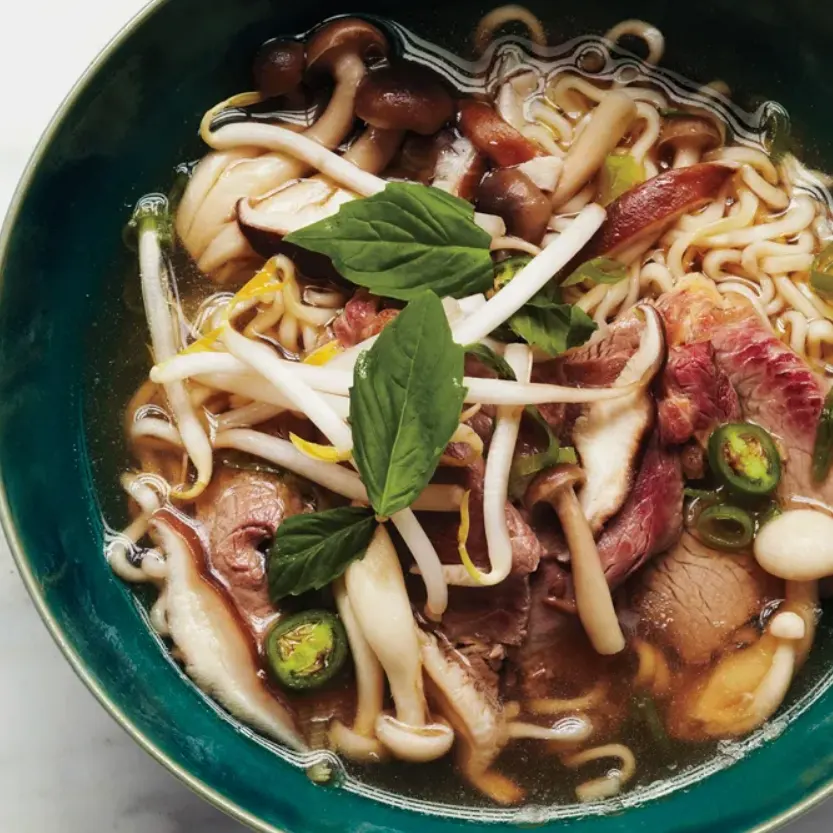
4, 0, 833, 830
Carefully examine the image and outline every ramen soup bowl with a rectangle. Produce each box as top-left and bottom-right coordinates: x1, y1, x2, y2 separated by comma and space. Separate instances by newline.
4, 0, 833, 830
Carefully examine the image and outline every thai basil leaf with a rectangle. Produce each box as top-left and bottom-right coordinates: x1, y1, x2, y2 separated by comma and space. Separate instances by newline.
508, 289, 597, 356
267, 506, 377, 600
351, 291, 466, 517
813, 387, 833, 483
562, 256, 628, 288
465, 343, 517, 381
285, 182, 494, 300
810, 242, 833, 299
598, 153, 644, 205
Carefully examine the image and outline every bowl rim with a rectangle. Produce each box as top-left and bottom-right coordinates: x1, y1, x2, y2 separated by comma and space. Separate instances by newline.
0, 2, 830, 831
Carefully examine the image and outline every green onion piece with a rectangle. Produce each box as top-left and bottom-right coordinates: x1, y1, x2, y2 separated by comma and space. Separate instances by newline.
265, 610, 348, 691
598, 153, 644, 205
561, 256, 628, 288
810, 242, 833, 300
695, 504, 755, 551
813, 387, 833, 482
494, 255, 532, 290
707, 422, 781, 497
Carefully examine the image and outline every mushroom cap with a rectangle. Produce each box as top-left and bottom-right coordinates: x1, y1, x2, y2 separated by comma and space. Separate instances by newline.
355, 62, 454, 135
253, 39, 305, 98
754, 508, 833, 581
525, 464, 587, 509
476, 168, 551, 245
374, 714, 455, 762
306, 18, 388, 76
657, 115, 722, 153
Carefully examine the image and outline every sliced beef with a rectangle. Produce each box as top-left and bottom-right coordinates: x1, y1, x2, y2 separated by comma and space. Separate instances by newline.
597, 436, 684, 587
527, 436, 683, 595
657, 341, 741, 446
507, 560, 624, 703
332, 289, 398, 347
628, 532, 782, 665
711, 301, 831, 507
657, 277, 833, 508
532, 316, 642, 436
195, 467, 305, 632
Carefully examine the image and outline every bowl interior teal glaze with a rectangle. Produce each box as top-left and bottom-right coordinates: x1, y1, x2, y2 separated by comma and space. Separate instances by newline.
4, 1, 833, 831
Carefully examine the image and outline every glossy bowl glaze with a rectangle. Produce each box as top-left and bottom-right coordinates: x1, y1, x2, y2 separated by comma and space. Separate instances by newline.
3, 1, 833, 831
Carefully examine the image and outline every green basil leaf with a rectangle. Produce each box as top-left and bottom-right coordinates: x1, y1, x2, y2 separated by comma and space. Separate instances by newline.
465, 343, 517, 381
762, 105, 791, 164
811, 242, 833, 299
813, 387, 833, 483
267, 506, 376, 601
508, 295, 597, 357
562, 256, 628, 288
351, 291, 466, 517
285, 182, 493, 300
598, 153, 644, 205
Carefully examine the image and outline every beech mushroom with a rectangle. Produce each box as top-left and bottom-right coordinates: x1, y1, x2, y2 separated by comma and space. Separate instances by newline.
477, 168, 552, 244
152, 513, 304, 750
572, 305, 665, 532
551, 91, 637, 209
458, 98, 543, 167
668, 581, 819, 740
253, 39, 305, 98
179, 18, 387, 271
526, 465, 625, 655
329, 577, 387, 762
419, 630, 522, 805
235, 61, 453, 279
657, 115, 722, 169
356, 61, 454, 139
754, 509, 833, 581
343, 525, 454, 762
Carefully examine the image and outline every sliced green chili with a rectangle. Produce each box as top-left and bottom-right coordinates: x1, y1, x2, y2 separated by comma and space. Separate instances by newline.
265, 610, 348, 691
707, 422, 781, 497
695, 504, 755, 551
813, 387, 833, 483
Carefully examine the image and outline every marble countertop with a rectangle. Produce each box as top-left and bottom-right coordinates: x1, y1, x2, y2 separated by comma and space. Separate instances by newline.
0, 1, 832, 831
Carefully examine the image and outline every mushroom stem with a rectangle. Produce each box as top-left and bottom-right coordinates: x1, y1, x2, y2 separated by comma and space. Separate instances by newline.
552, 485, 625, 655
344, 527, 455, 761
673, 143, 701, 169
552, 91, 637, 208
343, 125, 405, 173
330, 578, 388, 762
345, 525, 426, 726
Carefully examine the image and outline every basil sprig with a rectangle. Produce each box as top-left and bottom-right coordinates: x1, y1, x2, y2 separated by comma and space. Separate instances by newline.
267, 292, 467, 599
268, 506, 377, 601
285, 182, 494, 300
352, 291, 466, 517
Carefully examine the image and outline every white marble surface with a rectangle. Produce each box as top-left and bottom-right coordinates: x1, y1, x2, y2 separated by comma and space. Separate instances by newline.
1, 1, 833, 831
